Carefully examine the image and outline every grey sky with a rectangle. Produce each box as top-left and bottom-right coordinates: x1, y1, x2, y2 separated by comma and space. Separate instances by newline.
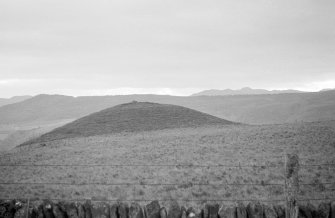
1, 0, 334, 97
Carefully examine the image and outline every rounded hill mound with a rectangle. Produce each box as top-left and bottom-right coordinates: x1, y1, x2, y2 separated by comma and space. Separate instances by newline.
24, 101, 235, 144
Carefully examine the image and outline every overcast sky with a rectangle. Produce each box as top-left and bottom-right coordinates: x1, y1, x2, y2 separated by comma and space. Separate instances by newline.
1, 0, 334, 98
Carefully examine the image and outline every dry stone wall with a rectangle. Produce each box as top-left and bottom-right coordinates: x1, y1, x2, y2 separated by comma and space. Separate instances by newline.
0, 200, 334, 218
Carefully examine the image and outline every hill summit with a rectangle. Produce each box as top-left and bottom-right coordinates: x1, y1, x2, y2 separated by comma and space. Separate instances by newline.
24, 101, 234, 144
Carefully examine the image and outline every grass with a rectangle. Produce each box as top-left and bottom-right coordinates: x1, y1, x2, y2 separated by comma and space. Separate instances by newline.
0, 120, 334, 208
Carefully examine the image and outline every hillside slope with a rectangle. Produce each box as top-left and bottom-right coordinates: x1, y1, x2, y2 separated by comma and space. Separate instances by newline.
2, 120, 335, 202
25, 102, 233, 143
0, 119, 72, 151
0, 95, 32, 107
0, 90, 335, 125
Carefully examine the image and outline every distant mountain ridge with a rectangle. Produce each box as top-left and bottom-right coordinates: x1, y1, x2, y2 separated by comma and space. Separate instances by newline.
23, 101, 234, 144
0, 95, 32, 107
192, 87, 304, 96
0, 90, 335, 125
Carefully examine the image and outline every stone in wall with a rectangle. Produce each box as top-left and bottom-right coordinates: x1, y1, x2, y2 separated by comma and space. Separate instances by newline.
160, 207, 167, 218
42, 201, 55, 218
13, 200, 28, 218
263, 205, 277, 218
52, 203, 66, 218
118, 203, 129, 218
167, 201, 182, 218
77, 203, 85, 218
218, 205, 236, 218
37, 204, 44, 218
273, 205, 285, 218
145, 201, 160, 218
203, 204, 219, 218
83, 201, 92, 218
307, 203, 317, 218
316, 203, 330, 218
14, 206, 27, 218
91, 202, 110, 218
181, 206, 187, 218
28, 206, 37, 218
236, 203, 247, 218
129, 203, 144, 218
186, 207, 201, 218
110, 204, 117, 218
331, 202, 335, 218
246, 202, 263, 218
0, 200, 22, 218
62, 202, 78, 218
181, 209, 186, 218
203, 205, 208, 218
299, 205, 313, 218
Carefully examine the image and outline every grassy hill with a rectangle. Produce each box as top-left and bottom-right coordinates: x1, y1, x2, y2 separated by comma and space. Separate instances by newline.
24, 102, 234, 144
0, 90, 335, 126
1, 120, 334, 206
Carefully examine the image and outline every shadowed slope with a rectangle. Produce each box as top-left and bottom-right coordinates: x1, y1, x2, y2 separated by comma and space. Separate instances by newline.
24, 101, 234, 144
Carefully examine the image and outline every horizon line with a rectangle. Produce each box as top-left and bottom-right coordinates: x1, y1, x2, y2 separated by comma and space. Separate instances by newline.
1, 87, 334, 99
